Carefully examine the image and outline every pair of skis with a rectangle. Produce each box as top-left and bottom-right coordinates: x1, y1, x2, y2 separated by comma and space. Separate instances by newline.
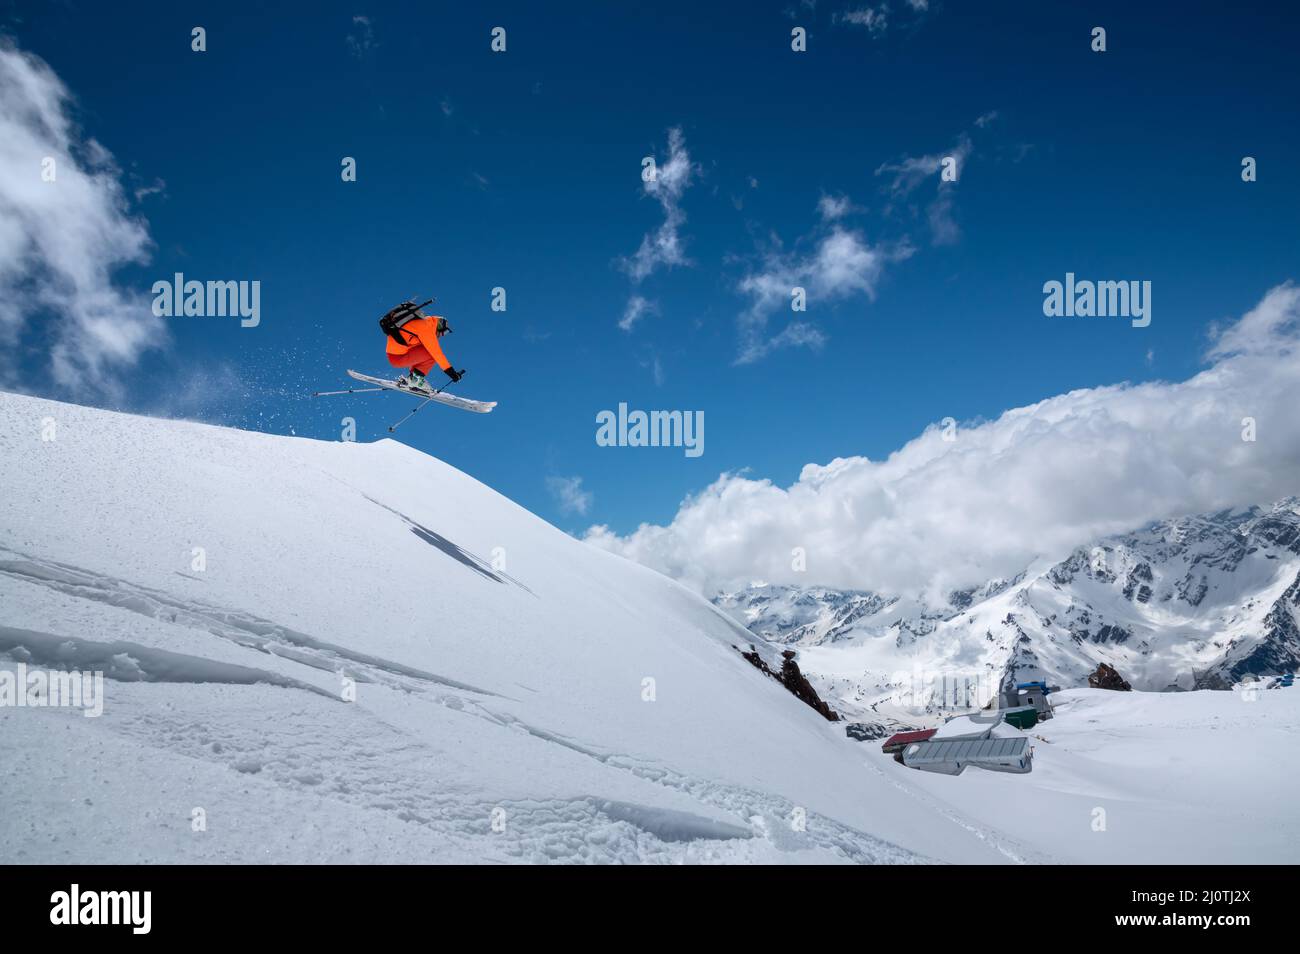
313, 370, 497, 432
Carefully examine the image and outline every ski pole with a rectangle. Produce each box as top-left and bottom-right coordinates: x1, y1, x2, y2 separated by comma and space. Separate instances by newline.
388, 372, 465, 430
311, 386, 386, 397
431, 369, 466, 395
388, 397, 434, 433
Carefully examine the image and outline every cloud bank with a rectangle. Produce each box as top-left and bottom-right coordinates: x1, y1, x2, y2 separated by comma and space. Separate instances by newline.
0, 41, 162, 395
587, 283, 1300, 599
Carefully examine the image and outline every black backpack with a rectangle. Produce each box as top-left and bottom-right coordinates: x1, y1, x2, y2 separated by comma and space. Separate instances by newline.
379, 299, 433, 345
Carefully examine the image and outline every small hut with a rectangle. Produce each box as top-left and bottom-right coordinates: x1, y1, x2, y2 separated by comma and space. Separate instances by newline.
1001, 680, 1055, 720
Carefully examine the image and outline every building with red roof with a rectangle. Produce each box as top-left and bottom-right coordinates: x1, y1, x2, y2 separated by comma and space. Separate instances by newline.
880, 728, 937, 754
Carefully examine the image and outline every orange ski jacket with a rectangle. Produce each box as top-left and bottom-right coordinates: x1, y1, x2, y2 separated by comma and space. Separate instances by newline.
385, 316, 452, 371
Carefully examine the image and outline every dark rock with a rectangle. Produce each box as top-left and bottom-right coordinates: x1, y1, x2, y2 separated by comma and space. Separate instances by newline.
1087, 662, 1132, 691
844, 721, 894, 741
780, 651, 840, 721
738, 644, 778, 679
1194, 670, 1235, 691
735, 644, 839, 721
1123, 563, 1154, 603
1094, 623, 1131, 644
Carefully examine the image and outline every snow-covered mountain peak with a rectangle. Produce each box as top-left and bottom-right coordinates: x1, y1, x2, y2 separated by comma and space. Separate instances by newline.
716, 501, 1300, 716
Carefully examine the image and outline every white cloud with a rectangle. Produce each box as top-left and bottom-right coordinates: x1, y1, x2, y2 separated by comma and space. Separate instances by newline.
638, 353, 665, 386
735, 215, 913, 364
926, 189, 959, 246
620, 127, 697, 285
837, 5, 889, 34
1207, 282, 1300, 359
133, 177, 166, 202
587, 283, 1300, 601
816, 193, 855, 221
763, 320, 828, 357
346, 16, 377, 58
547, 475, 593, 517
876, 134, 971, 198
836, 1, 935, 33
876, 133, 972, 245
620, 295, 656, 332
0, 41, 163, 395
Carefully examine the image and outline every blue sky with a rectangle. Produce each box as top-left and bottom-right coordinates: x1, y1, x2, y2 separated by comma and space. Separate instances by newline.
3, 0, 1298, 543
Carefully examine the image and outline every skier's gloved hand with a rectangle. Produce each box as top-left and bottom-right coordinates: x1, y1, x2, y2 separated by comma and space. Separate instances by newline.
443, 367, 464, 383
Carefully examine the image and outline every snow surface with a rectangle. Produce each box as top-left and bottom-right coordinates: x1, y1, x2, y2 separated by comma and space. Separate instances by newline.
2, 391, 1295, 864
887, 688, 1300, 864
0, 391, 1012, 864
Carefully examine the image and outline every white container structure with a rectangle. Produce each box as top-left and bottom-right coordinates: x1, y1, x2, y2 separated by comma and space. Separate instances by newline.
901, 736, 1033, 776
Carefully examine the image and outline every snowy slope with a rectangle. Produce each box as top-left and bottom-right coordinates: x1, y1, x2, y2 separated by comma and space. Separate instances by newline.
0, 390, 1031, 864
884, 687, 1300, 864
718, 503, 1300, 719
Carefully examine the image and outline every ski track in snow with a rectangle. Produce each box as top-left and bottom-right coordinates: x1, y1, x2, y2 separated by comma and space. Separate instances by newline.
0, 551, 499, 698
866, 756, 1049, 865
0, 624, 338, 699
0, 549, 923, 864
1, 647, 918, 864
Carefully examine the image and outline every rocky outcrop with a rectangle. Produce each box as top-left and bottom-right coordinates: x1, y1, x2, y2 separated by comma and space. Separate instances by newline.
1123, 563, 1154, 603
1093, 623, 1132, 645
779, 651, 840, 721
844, 721, 897, 741
736, 645, 839, 721
1087, 662, 1132, 691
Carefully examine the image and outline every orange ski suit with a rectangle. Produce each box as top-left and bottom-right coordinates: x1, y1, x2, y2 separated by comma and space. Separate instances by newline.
385, 316, 452, 375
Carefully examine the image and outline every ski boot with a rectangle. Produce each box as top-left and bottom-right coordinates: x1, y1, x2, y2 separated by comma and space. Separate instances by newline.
400, 369, 431, 392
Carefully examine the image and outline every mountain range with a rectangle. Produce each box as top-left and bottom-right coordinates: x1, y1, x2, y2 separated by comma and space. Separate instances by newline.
714, 500, 1300, 719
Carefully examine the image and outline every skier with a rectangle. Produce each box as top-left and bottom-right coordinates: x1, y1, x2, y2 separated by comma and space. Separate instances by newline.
309, 300, 494, 427
381, 303, 465, 392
